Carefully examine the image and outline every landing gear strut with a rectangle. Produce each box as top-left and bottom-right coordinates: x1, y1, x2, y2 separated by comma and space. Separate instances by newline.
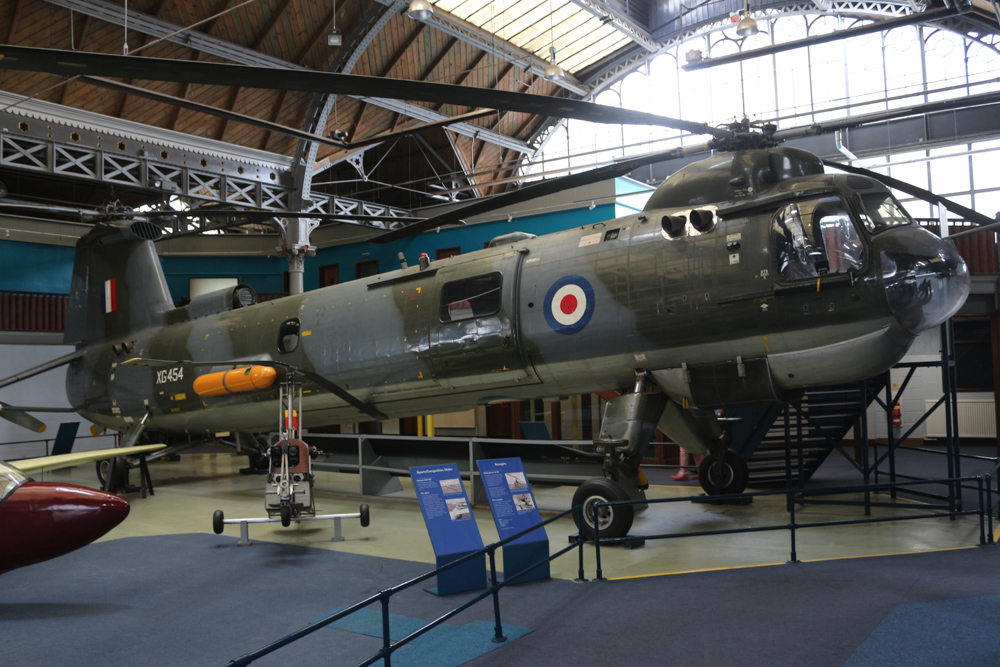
573, 372, 666, 540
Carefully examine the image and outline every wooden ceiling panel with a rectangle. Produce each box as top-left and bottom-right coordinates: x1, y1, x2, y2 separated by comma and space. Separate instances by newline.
0, 0, 634, 210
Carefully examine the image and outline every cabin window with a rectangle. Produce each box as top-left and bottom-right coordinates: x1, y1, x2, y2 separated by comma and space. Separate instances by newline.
773, 196, 864, 281
439, 272, 503, 322
277, 318, 300, 353
854, 192, 914, 234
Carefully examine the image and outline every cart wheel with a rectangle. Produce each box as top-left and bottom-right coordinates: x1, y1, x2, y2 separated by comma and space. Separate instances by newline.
280, 504, 292, 527
360, 504, 370, 528
212, 510, 225, 535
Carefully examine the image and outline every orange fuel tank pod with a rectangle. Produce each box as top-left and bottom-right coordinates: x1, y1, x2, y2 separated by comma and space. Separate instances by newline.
193, 366, 278, 397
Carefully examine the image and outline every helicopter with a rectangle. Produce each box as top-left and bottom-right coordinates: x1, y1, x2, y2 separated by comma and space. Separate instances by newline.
0, 46, 989, 540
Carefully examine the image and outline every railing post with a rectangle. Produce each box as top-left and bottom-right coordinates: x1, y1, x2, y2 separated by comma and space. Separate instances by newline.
978, 477, 986, 546
575, 505, 587, 582
380, 592, 392, 667
487, 548, 506, 643
594, 503, 604, 581
987, 471, 995, 544
788, 488, 798, 563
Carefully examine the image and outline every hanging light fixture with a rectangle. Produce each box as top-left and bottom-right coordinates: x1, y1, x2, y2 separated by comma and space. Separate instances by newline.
406, 0, 434, 21
544, 46, 567, 82
327, 0, 341, 46
543, 0, 566, 82
736, 0, 759, 38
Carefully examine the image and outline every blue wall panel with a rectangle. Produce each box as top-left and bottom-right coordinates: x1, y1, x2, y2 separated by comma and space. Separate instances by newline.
0, 241, 75, 293
0, 197, 624, 297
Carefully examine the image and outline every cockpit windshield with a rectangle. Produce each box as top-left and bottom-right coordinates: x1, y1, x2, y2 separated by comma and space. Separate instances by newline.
0, 460, 29, 504
855, 192, 913, 233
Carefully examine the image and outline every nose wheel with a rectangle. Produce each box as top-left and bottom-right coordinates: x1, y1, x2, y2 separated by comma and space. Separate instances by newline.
571, 478, 634, 541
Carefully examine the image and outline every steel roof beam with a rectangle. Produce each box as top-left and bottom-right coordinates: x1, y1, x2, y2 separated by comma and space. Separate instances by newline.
567, 0, 660, 51
373, 0, 591, 97
41, 0, 526, 153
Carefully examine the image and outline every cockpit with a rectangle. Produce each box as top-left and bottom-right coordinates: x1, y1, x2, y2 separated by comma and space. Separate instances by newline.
0, 460, 29, 505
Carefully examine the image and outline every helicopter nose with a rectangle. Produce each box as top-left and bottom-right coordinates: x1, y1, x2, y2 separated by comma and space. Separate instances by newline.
879, 228, 970, 335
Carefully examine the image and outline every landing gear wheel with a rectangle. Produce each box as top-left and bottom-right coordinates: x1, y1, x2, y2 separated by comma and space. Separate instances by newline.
571, 478, 634, 541
360, 504, 370, 528
96, 459, 111, 487
699, 450, 749, 495
280, 503, 292, 527
213, 510, 225, 535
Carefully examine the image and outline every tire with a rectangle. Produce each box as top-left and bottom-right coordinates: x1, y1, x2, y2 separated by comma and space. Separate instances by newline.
280, 503, 292, 528
359, 504, 370, 528
698, 449, 750, 495
96, 459, 111, 487
571, 478, 634, 541
213, 510, 225, 535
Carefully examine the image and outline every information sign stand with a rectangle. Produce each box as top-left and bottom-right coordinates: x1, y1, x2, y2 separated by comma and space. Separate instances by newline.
410, 463, 486, 596
477, 457, 550, 584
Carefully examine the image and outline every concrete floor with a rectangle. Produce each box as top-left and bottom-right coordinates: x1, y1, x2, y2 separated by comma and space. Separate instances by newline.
37, 450, 987, 582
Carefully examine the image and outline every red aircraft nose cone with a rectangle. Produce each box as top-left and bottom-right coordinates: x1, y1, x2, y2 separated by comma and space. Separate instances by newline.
0, 482, 130, 573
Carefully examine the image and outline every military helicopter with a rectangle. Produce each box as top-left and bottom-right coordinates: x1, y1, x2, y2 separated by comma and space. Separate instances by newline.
0, 46, 989, 540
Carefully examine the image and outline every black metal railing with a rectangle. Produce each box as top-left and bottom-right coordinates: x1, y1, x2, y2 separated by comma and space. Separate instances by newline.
592, 475, 999, 580
225, 506, 587, 667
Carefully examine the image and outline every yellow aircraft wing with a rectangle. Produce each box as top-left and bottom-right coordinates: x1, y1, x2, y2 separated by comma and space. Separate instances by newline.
10, 444, 167, 475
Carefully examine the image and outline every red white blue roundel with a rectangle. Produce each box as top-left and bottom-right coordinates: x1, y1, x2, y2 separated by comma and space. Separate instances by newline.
544, 276, 595, 335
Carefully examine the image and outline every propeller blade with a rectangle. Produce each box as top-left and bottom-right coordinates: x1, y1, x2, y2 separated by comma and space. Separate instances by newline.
371, 144, 711, 243
822, 159, 995, 228
0, 402, 47, 433
121, 358, 387, 421
0, 46, 731, 138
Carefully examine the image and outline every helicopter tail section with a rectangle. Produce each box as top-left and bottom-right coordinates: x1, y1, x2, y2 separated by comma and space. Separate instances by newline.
63, 220, 173, 346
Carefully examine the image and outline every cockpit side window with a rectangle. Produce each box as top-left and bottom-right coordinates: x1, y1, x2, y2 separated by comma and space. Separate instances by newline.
854, 192, 913, 233
439, 272, 502, 322
0, 461, 29, 504
773, 196, 864, 281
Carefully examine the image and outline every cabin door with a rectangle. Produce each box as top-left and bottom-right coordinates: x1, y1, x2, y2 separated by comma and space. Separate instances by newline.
427, 251, 538, 391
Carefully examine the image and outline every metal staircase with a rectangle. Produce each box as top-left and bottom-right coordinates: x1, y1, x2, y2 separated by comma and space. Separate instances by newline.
727, 378, 889, 487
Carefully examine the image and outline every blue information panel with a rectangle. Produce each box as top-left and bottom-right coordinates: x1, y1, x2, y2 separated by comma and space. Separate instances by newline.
410, 463, 486, 595
477, 458, 550, 584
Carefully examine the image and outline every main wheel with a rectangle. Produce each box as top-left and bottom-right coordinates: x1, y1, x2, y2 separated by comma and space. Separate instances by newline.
280, 503, 292, 527
698, 450, 750, 495
212, 510, 225, 535
571, 478, 634, 541
359, 504, 370, 528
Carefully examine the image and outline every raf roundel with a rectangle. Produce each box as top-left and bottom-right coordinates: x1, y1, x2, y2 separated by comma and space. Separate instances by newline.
543, 276, 596, 335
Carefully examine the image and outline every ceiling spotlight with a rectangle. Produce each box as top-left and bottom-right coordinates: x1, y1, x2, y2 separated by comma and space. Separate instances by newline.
406, 0, 434, 21
327, 29, 342, 46
544, 46, 567, 83
736, 13, 759, 38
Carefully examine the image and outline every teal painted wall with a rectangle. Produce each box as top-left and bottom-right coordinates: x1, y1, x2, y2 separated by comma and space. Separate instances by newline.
0, 194, 627, 297
0, 241, 76, 293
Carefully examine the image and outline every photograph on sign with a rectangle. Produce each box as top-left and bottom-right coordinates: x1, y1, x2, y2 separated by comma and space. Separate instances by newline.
447, 498, 472, 521
440, 478, 464, 495
512, 493, 536, 511
505, 472, 528, 490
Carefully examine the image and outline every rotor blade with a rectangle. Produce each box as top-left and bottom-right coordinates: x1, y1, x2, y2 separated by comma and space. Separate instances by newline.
144, 210, 423, 224
343, 110, 497, 149
371, 144, 711, 243
121, 357, 387, 421
822, 160, 995, 228
0, 401, 47, 433
80, 76, 349, 150
775, 89, 1000, 142
0, 46, 731, 138
151, 210, 423, 240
